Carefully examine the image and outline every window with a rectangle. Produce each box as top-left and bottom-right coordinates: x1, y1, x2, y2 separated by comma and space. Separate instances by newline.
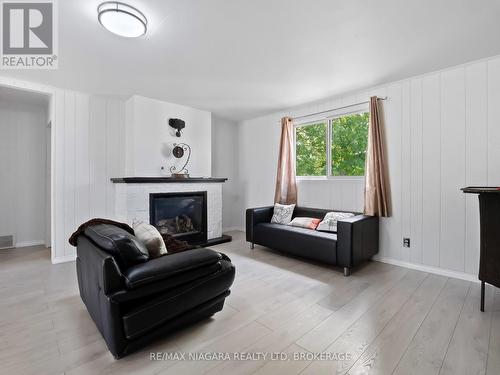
295, 121, 327, 176
295, 111, 369, 177
330, 112, 369, 176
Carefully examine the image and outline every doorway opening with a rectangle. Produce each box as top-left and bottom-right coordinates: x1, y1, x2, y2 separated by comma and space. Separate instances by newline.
0, 85, 52, 258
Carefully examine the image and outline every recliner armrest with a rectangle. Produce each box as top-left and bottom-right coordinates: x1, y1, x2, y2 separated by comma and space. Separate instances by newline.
123, 248, 222, 289
246, 206, 274, 242
337, 215, 379, 268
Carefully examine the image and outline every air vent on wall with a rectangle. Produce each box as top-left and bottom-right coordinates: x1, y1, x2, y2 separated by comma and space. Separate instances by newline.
0, 235, 14, 249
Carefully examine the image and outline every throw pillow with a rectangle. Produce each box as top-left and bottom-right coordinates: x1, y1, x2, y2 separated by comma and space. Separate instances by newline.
84, 224, 149, 269
287, 217, 321, 230
271, 203, 295, 225
316, 212, 356, 233
133, 221, 168, 258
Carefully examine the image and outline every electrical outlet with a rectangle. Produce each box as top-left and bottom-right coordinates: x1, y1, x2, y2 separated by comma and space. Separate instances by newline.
403, 238, 411, 248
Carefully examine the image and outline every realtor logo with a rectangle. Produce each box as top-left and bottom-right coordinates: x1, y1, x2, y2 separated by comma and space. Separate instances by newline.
1, 0, 58, 69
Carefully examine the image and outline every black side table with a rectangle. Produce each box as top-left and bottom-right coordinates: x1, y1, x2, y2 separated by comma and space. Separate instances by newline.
462, 187, 500, 311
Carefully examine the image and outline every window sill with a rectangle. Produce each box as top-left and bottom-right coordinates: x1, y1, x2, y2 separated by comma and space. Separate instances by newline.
296, 176, 365, 182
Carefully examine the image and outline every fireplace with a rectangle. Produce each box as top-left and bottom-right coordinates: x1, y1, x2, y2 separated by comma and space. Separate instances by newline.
149, 191, 207, 244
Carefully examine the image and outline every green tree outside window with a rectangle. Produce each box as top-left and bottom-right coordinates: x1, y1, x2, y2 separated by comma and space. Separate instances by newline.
295, 122, 326, 176
331, 112, 369, 176
295, 112, 369, 177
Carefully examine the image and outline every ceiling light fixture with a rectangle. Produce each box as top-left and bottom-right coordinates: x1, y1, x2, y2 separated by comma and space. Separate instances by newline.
97, 2, 147, 38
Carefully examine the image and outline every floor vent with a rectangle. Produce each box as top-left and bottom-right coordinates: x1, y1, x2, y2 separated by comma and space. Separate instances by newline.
0, 235, 14, 249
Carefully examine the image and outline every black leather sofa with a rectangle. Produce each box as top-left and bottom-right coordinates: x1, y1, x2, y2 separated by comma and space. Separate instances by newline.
246, 206, 378, 276
75, 224, 235, 358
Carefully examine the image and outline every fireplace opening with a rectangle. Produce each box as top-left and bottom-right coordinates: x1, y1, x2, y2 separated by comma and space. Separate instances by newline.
149, 191, 207, 244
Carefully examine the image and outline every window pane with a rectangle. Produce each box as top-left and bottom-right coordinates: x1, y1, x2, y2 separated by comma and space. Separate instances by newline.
331, 112, 369, 176
295, 122, 327, 176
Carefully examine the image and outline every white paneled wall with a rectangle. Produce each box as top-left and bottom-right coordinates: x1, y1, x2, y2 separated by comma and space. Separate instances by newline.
125, 95, 212, 177
440, 68, 466, 271
0, 77, 125, 263
296, 179, 365, 212
53, 91, 125, 262
488, 59, 500, 184
465, 64, 488, 275
0, 101, 47, 247
421, 74, 441, 267
237, 55, 500, 278
212, 115, 241, 230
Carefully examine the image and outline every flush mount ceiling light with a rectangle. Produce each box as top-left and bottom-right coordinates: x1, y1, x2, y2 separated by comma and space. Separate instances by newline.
98, 2, 147, 38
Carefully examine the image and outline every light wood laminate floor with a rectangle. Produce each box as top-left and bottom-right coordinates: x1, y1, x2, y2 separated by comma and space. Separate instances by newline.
1, 231, 499, 375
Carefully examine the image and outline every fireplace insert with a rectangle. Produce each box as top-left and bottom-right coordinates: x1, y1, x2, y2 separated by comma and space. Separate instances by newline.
149, 192, 207, 244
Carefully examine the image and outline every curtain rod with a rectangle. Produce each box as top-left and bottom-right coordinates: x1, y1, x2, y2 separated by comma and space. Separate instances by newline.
291, 96, 388, 122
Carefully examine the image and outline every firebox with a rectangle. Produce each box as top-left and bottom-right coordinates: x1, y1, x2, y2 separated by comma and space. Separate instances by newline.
149, 191, 207, 244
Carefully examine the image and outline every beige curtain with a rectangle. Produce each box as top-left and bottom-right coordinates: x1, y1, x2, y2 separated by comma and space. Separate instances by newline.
274, 117, 297, 204
364, 96, 391, 217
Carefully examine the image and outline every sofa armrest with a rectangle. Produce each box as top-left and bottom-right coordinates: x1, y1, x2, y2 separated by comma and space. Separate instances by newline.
336, 215, 379, 268
122, 248, 222, 289
246, 206, 274, 243
76, 236, 125, 295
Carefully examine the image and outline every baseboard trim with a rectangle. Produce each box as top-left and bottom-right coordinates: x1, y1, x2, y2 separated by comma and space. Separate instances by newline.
15, 240, 45, 248
373, 256, 478, 283
52, 254, 76, 264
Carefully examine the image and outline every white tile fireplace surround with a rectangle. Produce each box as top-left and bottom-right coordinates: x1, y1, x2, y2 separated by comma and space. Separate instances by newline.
113, 178, 226, 240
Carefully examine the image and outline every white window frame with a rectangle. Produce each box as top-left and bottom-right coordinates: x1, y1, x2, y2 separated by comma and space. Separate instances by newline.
294, 104, 369, 181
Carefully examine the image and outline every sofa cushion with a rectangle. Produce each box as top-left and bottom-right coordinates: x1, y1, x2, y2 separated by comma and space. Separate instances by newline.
253, 223, 337, 264
271, 203, 295, 224
110, 262, 222, 303
293, 207, 358, 220
317, 212, 356, 233
132, 221, 168, 258
288, 217, 322, 230
123, 248, 223, 289
84, 224, 149, 269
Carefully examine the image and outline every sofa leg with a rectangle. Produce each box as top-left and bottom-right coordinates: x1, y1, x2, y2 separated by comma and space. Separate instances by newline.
250, 243, 254, 250
343, 267, 350, 277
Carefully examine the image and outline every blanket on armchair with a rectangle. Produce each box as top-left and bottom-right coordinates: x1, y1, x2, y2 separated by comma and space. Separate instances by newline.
68, 218, 192, 253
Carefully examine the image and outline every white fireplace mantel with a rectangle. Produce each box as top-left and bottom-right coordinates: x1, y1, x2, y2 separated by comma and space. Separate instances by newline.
113, 178, 226, 240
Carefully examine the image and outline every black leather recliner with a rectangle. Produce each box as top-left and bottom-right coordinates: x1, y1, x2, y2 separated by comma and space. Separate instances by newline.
75, 224, 235, 358
246, 206, 379, 276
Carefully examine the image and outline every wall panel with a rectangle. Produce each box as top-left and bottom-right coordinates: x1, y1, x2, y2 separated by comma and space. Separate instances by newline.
380, 84, 402, 261
89, 97, 107, 220
105, 99, 125, 217
401, 81, 411, 262
63, 92, 76, 257
488, 59, 500, 185
421, 73, 441, 267
53, 90, 66, 260
409, 78, 423, 265
55, 93, 125, 261
75, 93, 90, 227
465, 63, 488, 275
440, 68, 466, 271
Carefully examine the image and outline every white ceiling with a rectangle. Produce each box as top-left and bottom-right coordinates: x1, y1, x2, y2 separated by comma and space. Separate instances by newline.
2, 0, 500, 120
0, 86, 50, 108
